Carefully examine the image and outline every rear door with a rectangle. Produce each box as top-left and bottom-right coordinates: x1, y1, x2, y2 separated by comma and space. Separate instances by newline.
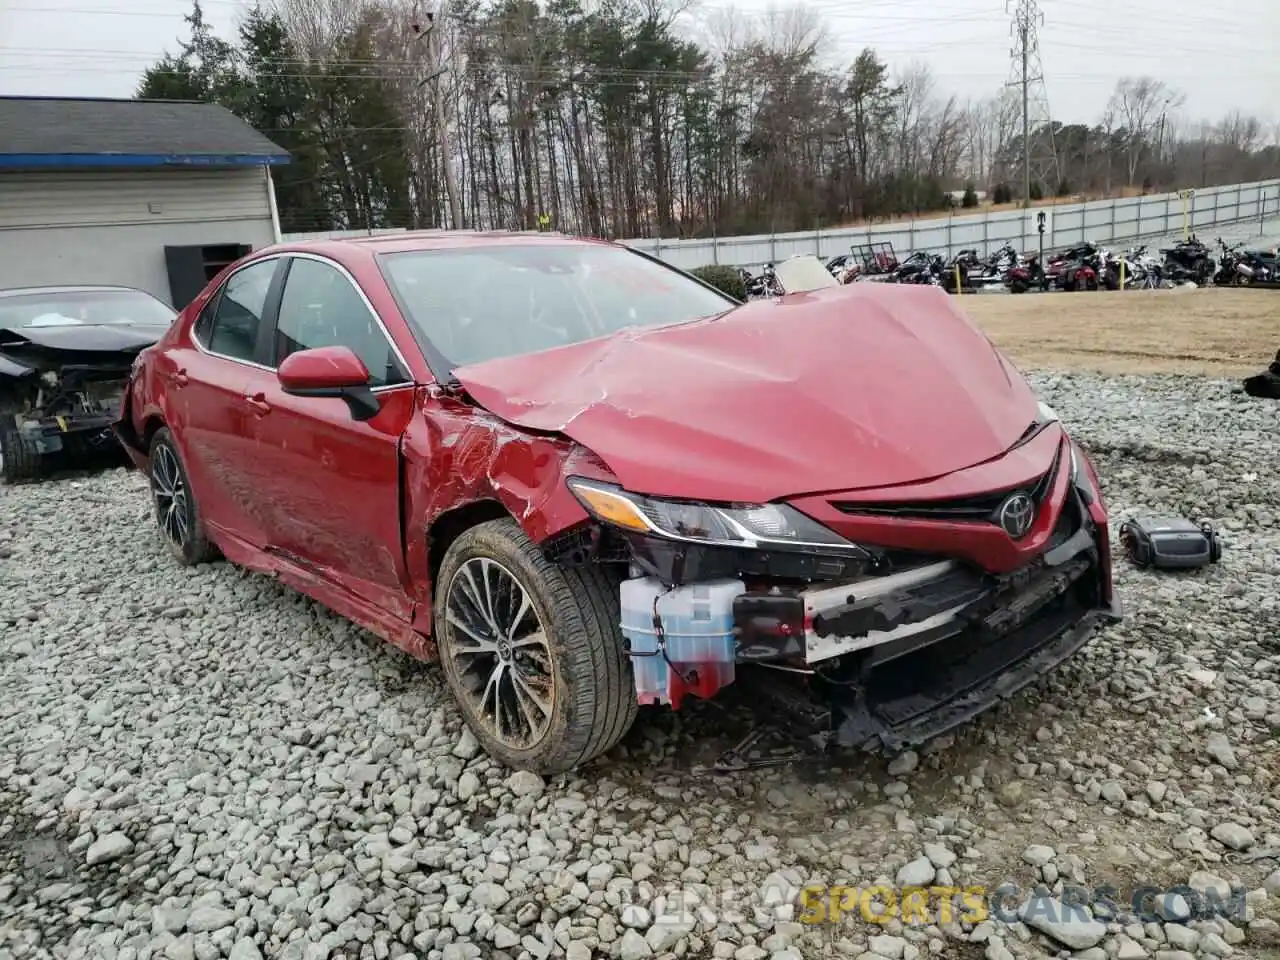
240, 254, 416, 620
170, 256, 285, 548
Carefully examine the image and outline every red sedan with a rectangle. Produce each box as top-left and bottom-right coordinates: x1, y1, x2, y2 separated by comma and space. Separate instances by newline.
114, 232, 1121, 773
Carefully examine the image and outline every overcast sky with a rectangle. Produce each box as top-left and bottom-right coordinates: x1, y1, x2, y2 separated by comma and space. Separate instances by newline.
1, 0, 1276, 134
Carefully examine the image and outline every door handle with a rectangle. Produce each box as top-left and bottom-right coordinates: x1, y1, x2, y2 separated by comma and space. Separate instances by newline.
245, 393, 271, 416
168, 369, 188, 388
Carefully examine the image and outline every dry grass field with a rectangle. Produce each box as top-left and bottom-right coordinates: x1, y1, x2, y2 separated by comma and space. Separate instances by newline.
958, 287, 1280, 377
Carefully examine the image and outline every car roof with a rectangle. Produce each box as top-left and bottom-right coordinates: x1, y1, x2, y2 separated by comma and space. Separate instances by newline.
0, 283, 157, 298
271, 229, 614, 260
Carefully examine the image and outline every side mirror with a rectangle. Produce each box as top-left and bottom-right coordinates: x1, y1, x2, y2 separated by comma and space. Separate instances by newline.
278, 345, 379, 421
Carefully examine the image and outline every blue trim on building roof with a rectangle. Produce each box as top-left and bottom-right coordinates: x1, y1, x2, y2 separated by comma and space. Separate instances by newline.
0, 153, 291, 169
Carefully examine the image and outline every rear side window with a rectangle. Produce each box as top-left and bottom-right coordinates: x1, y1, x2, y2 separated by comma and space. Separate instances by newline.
207, 260, 276, 362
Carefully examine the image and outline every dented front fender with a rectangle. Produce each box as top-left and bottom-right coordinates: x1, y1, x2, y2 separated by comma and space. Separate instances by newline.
401, 387, 616, 637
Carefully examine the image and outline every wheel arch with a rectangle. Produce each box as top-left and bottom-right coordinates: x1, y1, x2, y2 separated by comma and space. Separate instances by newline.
141, 414, 167, 451
427, 499, 513, 589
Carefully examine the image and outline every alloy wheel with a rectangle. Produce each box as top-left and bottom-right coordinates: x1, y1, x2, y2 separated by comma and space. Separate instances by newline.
445, 557, 555, 748
151, 444, 189, 548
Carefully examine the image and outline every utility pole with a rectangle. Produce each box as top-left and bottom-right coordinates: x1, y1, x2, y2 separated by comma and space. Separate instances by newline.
1021, 21, 1030, 207
1005, 0, 1056, 206
414, 3, 463, 229
1155, 97, 1170, 167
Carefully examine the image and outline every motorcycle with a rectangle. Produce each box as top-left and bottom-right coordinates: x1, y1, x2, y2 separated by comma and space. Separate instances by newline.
741, 264, 785, 298
1212, 238, 1280, 286
1005, 254, 1045, 293
825, 254, 852, 280
1160, 235, 1215, 285
1211, 240, 1276, 286
942, 244, 1019, 292
1100, 247, 1151, 290
1043, 242, 1100, 291
887, 251, 944, 284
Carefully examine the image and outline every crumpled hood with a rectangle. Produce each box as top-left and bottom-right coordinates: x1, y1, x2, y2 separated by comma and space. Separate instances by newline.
0, 322, 168, 354
453, 284, 1040, 504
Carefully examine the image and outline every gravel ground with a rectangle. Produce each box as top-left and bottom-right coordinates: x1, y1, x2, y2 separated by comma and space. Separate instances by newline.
2, 372, 1279, 960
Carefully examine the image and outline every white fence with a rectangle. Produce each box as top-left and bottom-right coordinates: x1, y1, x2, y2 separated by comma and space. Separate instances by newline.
284, 177, 1280, 269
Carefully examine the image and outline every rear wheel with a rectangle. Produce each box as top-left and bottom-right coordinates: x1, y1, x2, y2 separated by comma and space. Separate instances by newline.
148, 427, 217, 565
0, 415, 42, 483
434, 518, 637, 774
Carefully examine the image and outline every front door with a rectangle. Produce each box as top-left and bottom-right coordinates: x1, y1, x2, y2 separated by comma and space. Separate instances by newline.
242, 254, 416, 621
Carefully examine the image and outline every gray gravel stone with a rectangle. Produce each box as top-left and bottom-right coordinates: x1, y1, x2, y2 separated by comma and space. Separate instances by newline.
1018, 896, 1106, 949
1265, 869, 1280, 896
322, 883, 364, 925
2, 372, 1279, 960
887, 751, 919, 776
620, 928, 652, 960
1021, 844, 1055, 867
1210, 822, 1255, 851
228, 939, 263, 960
185, 906, 235, 934
84, 832, 133, 865
896, 856, 936, 887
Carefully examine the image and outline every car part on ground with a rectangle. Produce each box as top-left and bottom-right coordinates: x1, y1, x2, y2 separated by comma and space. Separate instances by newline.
114, 232, 1121, 774
1119, 517, 1223, 570
0, 285, 175, 483
1243, 348, 1280, 399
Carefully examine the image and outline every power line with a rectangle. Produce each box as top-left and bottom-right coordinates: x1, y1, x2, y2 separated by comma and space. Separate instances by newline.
1005, 0, 1058, 202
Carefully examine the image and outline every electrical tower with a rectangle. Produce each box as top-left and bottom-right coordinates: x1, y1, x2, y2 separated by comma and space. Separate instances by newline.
1005, 0, 1059, 204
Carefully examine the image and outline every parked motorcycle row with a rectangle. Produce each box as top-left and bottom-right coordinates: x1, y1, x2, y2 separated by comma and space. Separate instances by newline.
737, 235, 1280, 298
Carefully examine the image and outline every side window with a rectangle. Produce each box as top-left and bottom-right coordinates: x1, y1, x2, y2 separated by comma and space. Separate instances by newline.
207, 259, 277, 362
274, 258, 408, 387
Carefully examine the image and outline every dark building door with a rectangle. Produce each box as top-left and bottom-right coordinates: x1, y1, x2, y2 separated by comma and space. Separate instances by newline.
164, 243, 253, 310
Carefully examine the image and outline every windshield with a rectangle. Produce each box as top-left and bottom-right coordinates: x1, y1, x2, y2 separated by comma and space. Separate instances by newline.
378, 243, 737, 370
0, 289, 176, 329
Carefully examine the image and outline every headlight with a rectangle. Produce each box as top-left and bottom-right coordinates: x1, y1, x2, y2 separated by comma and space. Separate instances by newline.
567, 478, 868, 556
1068, 440, 1101, 507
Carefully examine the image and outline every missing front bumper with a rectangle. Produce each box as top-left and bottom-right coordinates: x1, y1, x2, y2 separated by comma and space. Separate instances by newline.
803, 522, 1120, 751
798, 524, 1102, 666
823, 591, 1121, 752
728, 515, 1120, 752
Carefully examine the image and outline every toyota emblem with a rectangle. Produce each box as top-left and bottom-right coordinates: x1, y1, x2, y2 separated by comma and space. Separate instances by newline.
997, 492, 1036, 539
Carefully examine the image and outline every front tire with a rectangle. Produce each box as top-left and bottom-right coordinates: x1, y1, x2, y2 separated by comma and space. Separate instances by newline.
434, 518, 637, 774
148, 427, 217, 566
0, 415, 43, 483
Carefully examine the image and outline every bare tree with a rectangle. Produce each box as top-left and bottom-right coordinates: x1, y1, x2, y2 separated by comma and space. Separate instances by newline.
1216, 111, 1262, 154
961, 96, 998, 187
893, 61, 933, 177
991, 88, 1021, 186
759, 3, 829, 59
268, 0, 379, 60
1107, 76, 1184, 186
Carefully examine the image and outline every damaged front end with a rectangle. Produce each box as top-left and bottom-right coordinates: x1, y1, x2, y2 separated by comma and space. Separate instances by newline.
542, 433, 1121, 756
0, 336, 140, 463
